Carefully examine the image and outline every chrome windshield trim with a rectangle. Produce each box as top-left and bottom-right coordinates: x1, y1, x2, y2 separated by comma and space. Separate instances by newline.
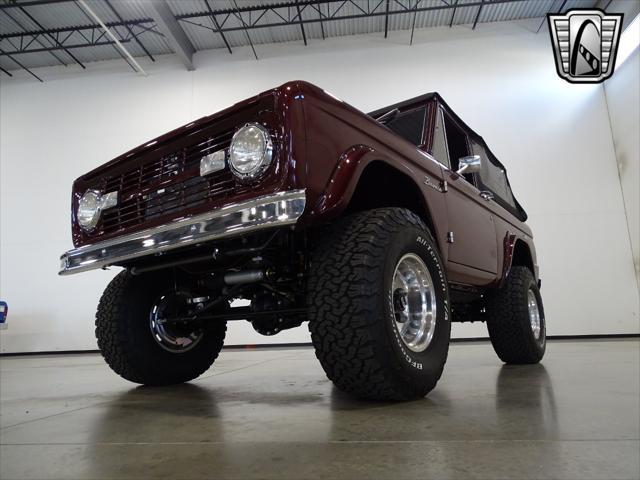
59, 189, 306, 276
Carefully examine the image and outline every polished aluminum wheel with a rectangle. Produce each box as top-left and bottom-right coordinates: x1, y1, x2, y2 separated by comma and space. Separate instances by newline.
149, 294, 203, 353
391, 253, 437, 353
527, 289, 542, 340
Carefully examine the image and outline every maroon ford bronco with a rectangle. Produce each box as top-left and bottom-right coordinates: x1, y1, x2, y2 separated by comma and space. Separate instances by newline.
60, 81, 545, 400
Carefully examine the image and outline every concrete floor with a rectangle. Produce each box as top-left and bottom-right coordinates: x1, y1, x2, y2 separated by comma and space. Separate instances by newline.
0, 340, 638, 480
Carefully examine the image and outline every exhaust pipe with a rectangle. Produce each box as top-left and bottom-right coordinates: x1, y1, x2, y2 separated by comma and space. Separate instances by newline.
223, 270, 265, 285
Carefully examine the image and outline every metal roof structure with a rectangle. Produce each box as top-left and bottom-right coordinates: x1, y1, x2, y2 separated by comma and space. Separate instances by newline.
0, 0, 615, 81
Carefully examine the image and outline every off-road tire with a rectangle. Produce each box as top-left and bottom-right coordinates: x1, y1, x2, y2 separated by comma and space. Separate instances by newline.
95, 271, 226, 385
308, 208, 451, 401
485, 266, 546, 364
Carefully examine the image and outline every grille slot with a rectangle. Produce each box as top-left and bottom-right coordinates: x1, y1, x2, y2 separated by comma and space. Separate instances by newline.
99, 129, 246, 236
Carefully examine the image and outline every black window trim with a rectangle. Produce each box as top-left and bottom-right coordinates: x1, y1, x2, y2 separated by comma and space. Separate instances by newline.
380, 105, 428, 147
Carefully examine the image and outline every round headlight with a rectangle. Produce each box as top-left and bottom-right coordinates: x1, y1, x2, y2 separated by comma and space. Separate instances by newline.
77, 190, 101, 231
229, 123, 273, 180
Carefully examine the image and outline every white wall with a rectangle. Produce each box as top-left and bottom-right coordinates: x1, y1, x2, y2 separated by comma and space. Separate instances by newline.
1, 20, 638, 353
605, 47, 640, 290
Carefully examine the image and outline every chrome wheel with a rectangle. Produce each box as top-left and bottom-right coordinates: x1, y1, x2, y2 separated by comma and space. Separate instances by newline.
149, 294, 203, 353
527, 289, 541, 340
391, 253, 437, 353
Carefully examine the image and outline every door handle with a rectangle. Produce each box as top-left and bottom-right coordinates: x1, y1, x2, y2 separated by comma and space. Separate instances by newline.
479, 191, 494, 201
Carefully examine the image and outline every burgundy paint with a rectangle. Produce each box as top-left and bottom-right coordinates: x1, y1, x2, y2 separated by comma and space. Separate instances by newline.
68, 80, 538, 287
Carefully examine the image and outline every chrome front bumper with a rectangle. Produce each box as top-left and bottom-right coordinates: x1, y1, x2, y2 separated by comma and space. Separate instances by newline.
59, 190, 306, 276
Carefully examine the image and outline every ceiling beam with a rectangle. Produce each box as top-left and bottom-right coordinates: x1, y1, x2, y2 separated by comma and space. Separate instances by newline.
0, 20, 161, 57
232, 0, 258, 60
141, 0, 194, 70
0, 0, 72, 9
77, 0, 146, 75
384, 0, 390, 37
178, 0, 517, 21
0, 18, 154, 39
537, 0, 567, 33
105, 0, 155, 62
1, 0, 527, 44
0, 45, 42, 81
472, 0, 484, 29
0, 0, 530, 73
449, 0, 458, 27
73, 0, 138, 73
1, 7, 69, 66
204, 0, 232, 55
315, 2, 325, 39
295, 0, 308, 46
16, 4, 85, 68
410, 0, 421, 45
0, 38, 140, 55
177, 0, 526, 28
0, 64, 13, 76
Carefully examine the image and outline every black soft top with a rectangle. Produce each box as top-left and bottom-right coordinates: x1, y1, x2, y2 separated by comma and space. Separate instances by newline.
368, 93, 528, 222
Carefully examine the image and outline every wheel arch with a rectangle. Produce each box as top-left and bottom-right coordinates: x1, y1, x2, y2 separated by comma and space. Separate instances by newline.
306, 146, 445, 254
512, 240, 535, 272
344, 160, 437, 238
501, 238, 537, 287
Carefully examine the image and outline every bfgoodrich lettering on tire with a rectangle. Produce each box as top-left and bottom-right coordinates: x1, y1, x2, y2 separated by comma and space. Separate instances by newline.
307, 208, 451, 401
485, 266, 546, 364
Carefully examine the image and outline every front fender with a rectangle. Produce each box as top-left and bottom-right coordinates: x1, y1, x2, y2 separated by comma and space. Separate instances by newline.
308, 144, 375, 221
499, 233, 539, 287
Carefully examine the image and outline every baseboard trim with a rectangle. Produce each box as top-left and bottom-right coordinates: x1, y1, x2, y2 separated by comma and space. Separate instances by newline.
1, 334, 638, 357
546, 333, 640, 340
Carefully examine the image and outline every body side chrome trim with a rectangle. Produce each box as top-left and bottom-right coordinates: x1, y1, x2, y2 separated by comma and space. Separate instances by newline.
59, 190, 306, 276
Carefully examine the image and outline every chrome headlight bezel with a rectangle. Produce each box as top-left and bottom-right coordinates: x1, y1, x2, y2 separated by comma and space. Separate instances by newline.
228, 123, 274, 181
77, 190, 102, 232
76, 189, 118, 232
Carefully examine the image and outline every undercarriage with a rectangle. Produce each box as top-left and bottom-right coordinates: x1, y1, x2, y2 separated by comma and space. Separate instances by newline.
123, 227, 495, 336
124, 229, 309, 337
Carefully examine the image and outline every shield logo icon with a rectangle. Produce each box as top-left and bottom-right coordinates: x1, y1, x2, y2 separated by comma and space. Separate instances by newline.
548, 9, 623, 83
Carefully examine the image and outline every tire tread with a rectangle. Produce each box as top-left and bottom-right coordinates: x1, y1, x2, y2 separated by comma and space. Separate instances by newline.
308, 208, 447, 400
485, 266, 544, 364
95, 271, 226, 385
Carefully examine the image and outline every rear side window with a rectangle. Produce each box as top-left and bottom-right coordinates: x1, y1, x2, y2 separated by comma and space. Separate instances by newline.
472, 141, 517, 210
385, 108, 426, 146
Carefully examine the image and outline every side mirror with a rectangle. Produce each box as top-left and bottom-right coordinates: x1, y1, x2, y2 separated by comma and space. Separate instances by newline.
456, 155, 482, 175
